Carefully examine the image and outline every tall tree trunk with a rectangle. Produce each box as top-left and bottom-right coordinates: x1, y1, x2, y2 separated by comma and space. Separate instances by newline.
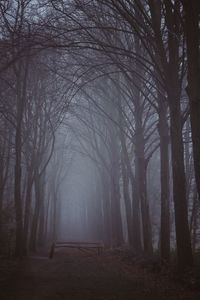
157, 101, 170, 262
110, 139, 123, 246
0, 170, 4, 242
38, 172, 46, 247
169, 92, 193, 267
52, 185, 57, 242
119, 107, 133, 246
121, 156, 133, 246
23, 170, 34, 255
108, 108, 123, 246
0, 188, 4, 242
120, 126, 142, 252
94, 178, 104, 241
131, 182, 142, 254
101, 171, 112, 247
149, 0, 193, 267
135, 103, 153, 255
118, 91, 142, 252
14, 49, 29, 257
190, 188, 198, 252
183, 0, 200, 202
184, 119, 192, 201
110, 173, 123, 247
44, 189, 51, 242
38, 199, 45, 247
14, 88, 23, 257
29, 170, 42, 251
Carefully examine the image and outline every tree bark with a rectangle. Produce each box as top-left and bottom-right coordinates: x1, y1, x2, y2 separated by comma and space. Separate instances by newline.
119, 113, 142, 252
183, 0, 200, 202
29, 170, 42, 251
135, 100, 153, 255
169, 92, 193, 267
23, 170, 34, 255
110, 133, 124, 247
14, 78, 24, 257
0, 170, 4, 242
157, 101, 170, 262
121, 156, 134, 245
101, 171, 112, 247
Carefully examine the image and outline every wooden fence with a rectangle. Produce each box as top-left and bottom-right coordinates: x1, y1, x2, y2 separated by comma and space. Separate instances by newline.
49, 241, 104, 258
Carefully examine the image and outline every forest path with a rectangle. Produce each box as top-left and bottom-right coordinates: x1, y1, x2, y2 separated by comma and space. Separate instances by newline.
0, 249, 200, 300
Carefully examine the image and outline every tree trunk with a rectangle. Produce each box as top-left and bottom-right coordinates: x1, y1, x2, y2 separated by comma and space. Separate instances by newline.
108, 114, 123, 247
150, 0, 193, 267
14, 94, 23, 257
169, 95, 193, 267
131, 183, 142, 254
190, 188, 198, 252
135, 105, 153, 255
183, 0, 200, 202
14, 50, 29, 257
38, 172, 46, 247
101, 172, 112, 247
118, 95, 142, 252
94, 179, 104, 241
110, 173, 123, 247
29, 171, 42, 252
121, 157, 134, 245
157, 101, 170, 262
0, 175, 4, 242
23, 170, 34, 255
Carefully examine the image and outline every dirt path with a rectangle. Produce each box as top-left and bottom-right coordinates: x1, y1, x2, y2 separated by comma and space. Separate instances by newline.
0, 250, 200, 300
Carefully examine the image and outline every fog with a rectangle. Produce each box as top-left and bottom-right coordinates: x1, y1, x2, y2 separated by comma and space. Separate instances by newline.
59, 152, 97, 241
0, 1, 199, 274
1, 1, 200, 299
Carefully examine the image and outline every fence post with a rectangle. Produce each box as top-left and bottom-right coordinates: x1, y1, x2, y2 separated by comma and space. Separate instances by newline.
49, 243, 55, 259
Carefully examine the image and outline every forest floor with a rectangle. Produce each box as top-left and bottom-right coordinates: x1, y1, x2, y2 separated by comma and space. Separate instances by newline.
0, 248, 200, 300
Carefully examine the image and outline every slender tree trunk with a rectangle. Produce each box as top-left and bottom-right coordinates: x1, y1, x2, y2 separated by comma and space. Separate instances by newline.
38, 172, 46, 247
110, 173, 123, 247
44, 189, 51, 241
94, 179, 104, 241
190, 188, 198, 252
119, 107, 133, 246
38, 199, 45, 247
131, 183, 142, 254
0, 174, 4, 242
23, 170, 34, 255
168, 92, 193, 267
14, 92, 23, 257
157, 101, 170, 262
122, 136, 142, 253
135, 105, 153, 255
52, 187, 57, 242
120, 125, 142, 252
133, 29, 150, 254
101, 172, 111, 247
29, 170, 42, 251
109, 118, 123, 247
121, 157, 133, 246
118, 95, 142, 252
0, 153, 6, 240
14, 49, 29, 257
184, 119, 192, 201
110, 153, 123, 246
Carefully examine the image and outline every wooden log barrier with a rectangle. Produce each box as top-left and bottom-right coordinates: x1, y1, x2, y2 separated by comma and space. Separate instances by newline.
49, 241, 104, 259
